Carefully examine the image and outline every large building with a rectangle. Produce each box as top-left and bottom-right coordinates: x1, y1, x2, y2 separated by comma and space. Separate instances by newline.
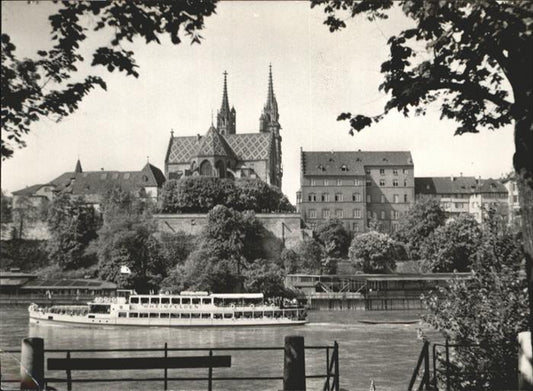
12, 160, 166, 210
415, 176, 509, 223
296, 150, 415, 233
164, 67, 283, 188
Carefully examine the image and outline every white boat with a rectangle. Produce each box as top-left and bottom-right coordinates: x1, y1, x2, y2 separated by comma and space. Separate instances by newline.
28, 291, 308, 327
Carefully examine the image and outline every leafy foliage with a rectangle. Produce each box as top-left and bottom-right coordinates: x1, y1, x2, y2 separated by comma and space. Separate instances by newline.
243, 258, 289, 298
46, 193, 99, 270
94, 187, 163, 292
159, 178, 295, 213
1, 189, 13, 223
423, 217, 527, 390
2, 1, 217, 159
421, 214, 482, 272
281, 239, 325, 274
314, 219, 351, 258
0, 239, 49, 271
11, 195, 40, 239
349, 231, 399, 273
312, 1, 531, 136
394, 198, 446, 259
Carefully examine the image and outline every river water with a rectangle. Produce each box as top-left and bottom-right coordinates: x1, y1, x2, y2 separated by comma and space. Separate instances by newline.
0, 305, 440, 391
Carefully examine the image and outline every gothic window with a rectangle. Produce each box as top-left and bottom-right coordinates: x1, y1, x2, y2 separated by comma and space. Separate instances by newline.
322, 193, 329, 202
393, 194, 399, 203
335, 193, 343, 202
335, 209, 343, 218
308, 209, 317, 219
353, 209, 361, 218
393, 179, 399, 187
322, 209, 330, 219
380, 169, 385, 175
199, 160, 213, 176
379, 179, 385, 186
215, 160, 225, 178
404, 194, 408, 203
352, 193, 361, 202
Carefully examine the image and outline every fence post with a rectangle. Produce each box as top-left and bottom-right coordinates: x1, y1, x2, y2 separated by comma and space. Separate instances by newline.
333, 341, 339, 391
20, 337, 44, 390
423, 341, 430, 387
164, 343, 168, 391
325, 346, 330, 391
66, 351, 72, 391
208, 349, 213, 391
283, 335, 306, 391
445, 338, 450, 391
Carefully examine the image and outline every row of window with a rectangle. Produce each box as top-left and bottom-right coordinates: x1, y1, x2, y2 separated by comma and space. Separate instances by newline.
307, 176, 410, 187
307, 209, 403, 220
307, 193, 409, 203
118, 310, 299, 319
372, 168, 408, 176
309, 178, 364, 186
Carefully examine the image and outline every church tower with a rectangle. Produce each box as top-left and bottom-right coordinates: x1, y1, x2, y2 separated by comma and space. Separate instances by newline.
216, 71, 236, 135
260, 65, 282, 188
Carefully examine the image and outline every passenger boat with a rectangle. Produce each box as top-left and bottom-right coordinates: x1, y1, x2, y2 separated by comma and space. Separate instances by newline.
28, 291, 307, 327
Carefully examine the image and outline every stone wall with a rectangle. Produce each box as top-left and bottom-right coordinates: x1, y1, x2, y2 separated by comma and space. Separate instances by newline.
153, 213, 306, 252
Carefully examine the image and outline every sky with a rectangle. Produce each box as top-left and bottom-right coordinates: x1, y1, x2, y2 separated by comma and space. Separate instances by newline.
1, 1, 515, 203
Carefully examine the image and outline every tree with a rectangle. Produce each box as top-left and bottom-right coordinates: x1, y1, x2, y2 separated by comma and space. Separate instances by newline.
46, 193, 98, 270
11, 196, 39, 239
2, 1, 217, 159
1, 189, 12, 224
421, 214, 482, 272
159, 177, 295, 214
95, 187, 163, 292
314, 219, 351, 258
423, 218, 527, 390
394, 198, 446, 259
349, 231, 399, 273
243, 259, 288, 298
284, 239, 325, 274
312, 0, 533, 341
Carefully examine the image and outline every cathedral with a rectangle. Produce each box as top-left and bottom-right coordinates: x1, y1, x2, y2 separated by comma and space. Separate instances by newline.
164, 67, 283, 189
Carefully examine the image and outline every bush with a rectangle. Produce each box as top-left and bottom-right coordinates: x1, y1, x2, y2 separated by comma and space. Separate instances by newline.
0, 239, 49, 271
159, 177, 295, 213
349, 231, 399, 273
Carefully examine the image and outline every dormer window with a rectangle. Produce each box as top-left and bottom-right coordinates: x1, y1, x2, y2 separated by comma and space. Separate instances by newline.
340, 165, 348, 172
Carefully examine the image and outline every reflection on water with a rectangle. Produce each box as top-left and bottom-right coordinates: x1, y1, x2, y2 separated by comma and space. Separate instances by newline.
0, 305, 441, 391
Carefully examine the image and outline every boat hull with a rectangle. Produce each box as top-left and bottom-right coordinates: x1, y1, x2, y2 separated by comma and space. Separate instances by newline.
29, 311, 307, 328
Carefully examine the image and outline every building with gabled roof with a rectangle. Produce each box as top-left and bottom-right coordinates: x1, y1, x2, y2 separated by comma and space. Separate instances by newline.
12, 160, 166, 210
297, 150, 415, 233
165, 67, 283, 188
415, 175, 509, 223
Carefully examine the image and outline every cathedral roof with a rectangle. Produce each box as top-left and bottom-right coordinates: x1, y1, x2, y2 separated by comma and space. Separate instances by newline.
196, 126, 235, 158
166, 131, 273, 164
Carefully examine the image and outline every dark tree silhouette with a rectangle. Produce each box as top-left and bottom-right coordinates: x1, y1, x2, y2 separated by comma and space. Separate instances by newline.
312, 0, 533, 349
1, 1, 217, 159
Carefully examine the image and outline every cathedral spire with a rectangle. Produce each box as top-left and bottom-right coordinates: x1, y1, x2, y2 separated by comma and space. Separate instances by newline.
221, 70, 230, 113
74, 158, 83, 174
260, 64, 280, 132
217, 70, 236, 135
266, 64, 276, 112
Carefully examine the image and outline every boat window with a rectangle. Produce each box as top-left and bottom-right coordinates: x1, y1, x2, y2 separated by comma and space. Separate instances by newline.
182, 298, 191, 305
118, 312, 127, 318
149, 313, 158, 318
274, 311, 282, 318
129, 313, 139, 318
264, 311, 274, 318
160, 313, 170, 318
214, 298, 224, 306
201, 313, 210, 319
171, 298, 180, 305
161, 298, 170, 304
130, 297, 139, 304
202, 298, 212, 305
243, 312, 252, 319
170, 313, 180, 318
224, 313, 233, 319
253, 311, 262, 319
234, 312, 242, 319
191, 313, 201, 318
213, 313, 223, 319
191, 298, 200, 305
150, 298, 160, 305
89, 304, 111, 314
182, 313, 191, 319
141, 297, 149, 304
140, 313, 149, 318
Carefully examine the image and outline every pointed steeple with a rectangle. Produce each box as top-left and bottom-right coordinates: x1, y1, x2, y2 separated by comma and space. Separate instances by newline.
260, 64, 280, 132
74, 158, 83, 174
217, 70, 236, 135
